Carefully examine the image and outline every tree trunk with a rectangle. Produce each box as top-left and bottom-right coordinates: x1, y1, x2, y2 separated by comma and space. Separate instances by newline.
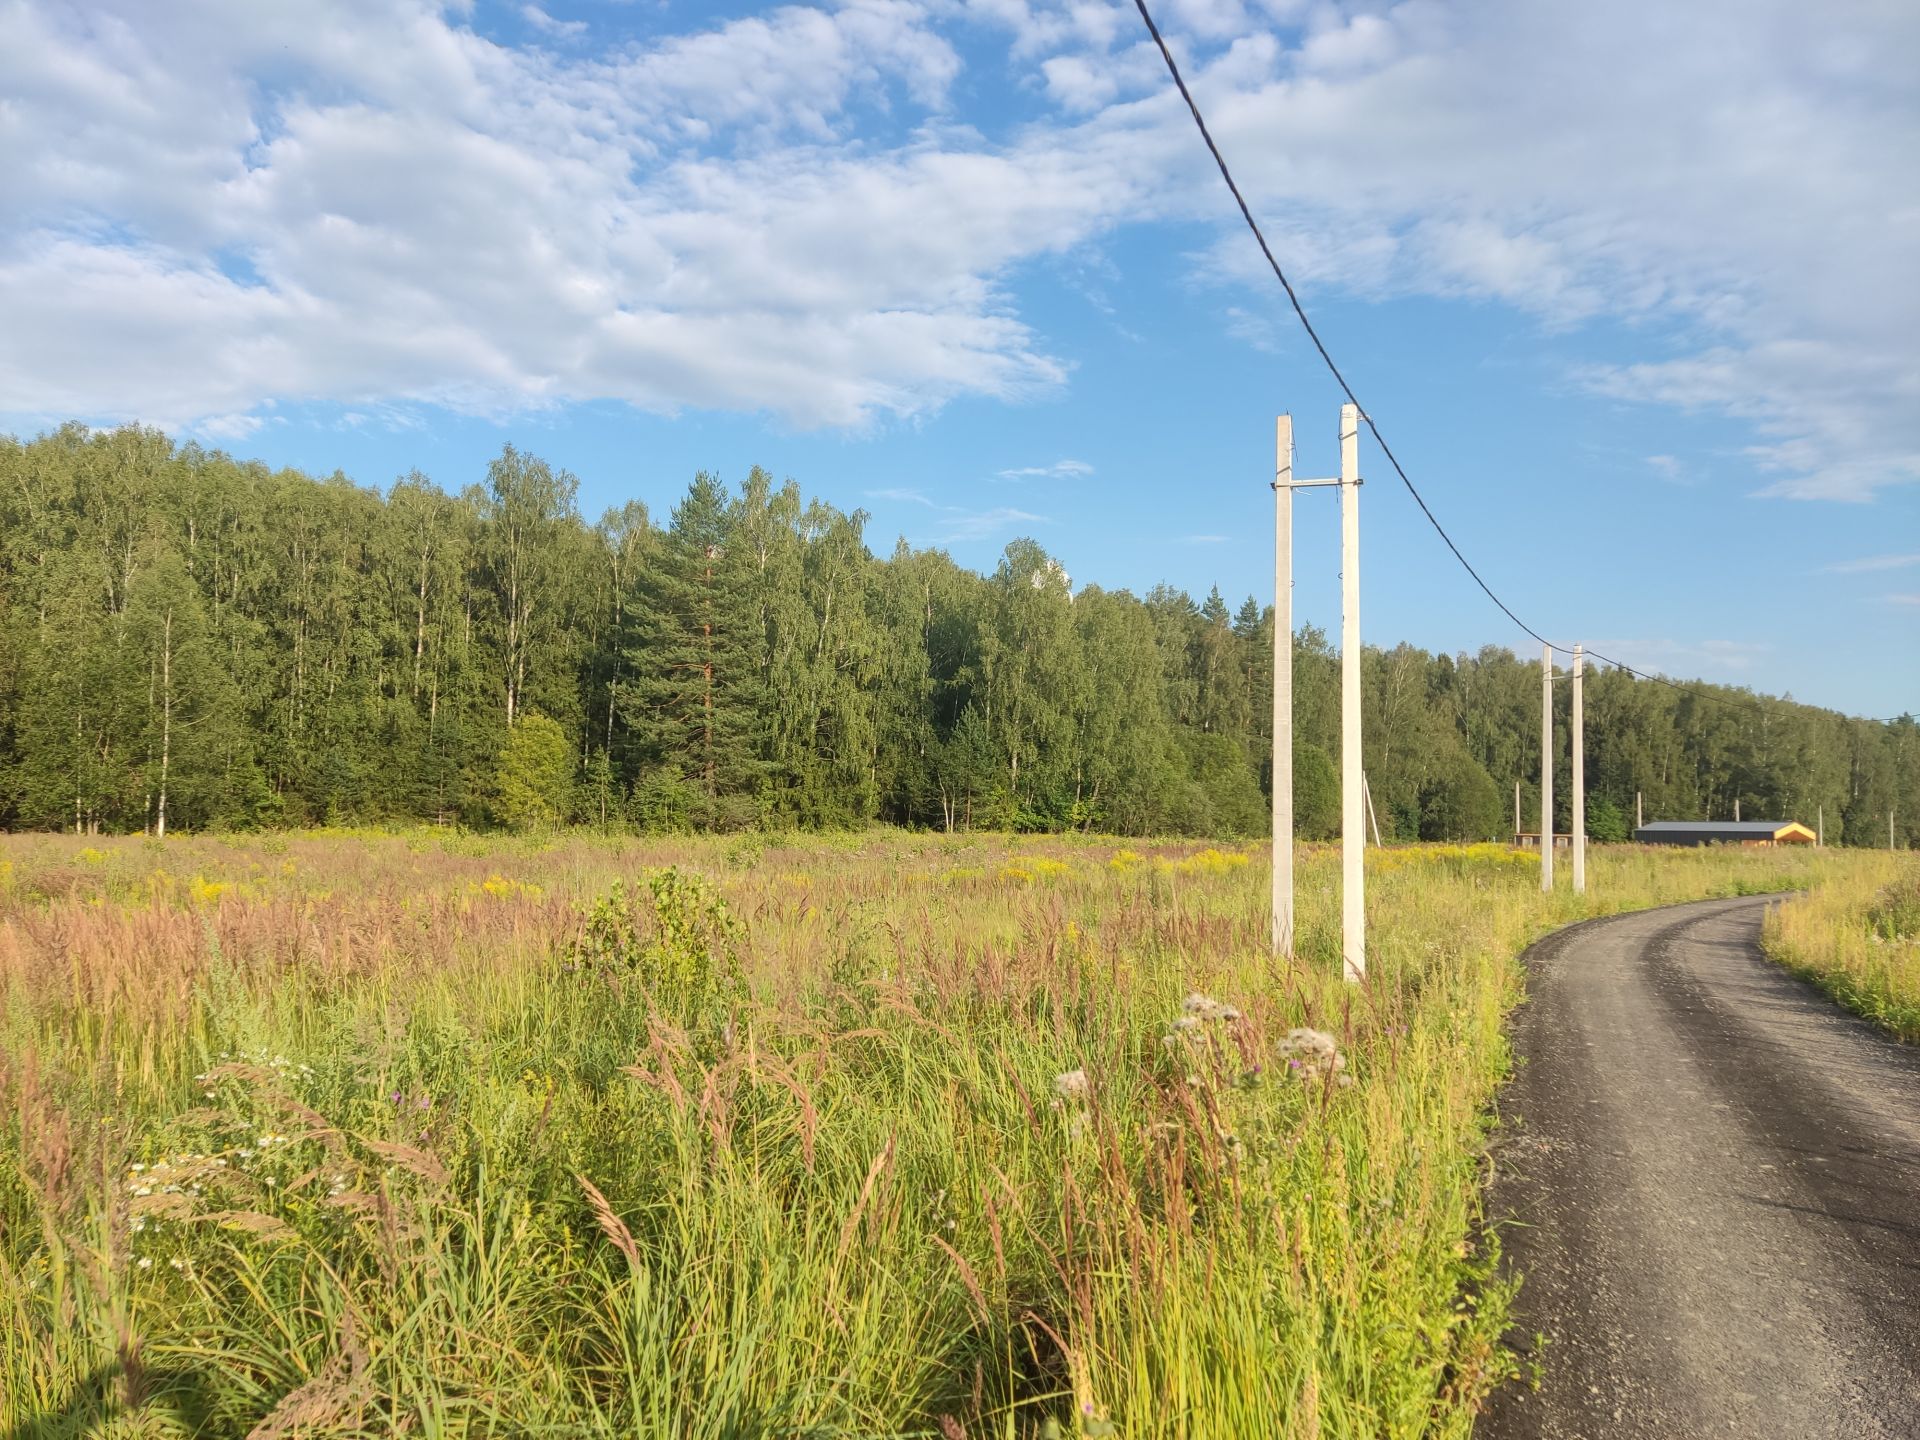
413, 545, 430, 698
156, 608, 173, 840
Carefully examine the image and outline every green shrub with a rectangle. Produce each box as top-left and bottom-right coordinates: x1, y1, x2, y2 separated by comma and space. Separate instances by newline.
571, 868, 745, 1027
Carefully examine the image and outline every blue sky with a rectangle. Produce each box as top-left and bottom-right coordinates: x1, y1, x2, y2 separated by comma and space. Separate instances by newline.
3, 0, 1916, 716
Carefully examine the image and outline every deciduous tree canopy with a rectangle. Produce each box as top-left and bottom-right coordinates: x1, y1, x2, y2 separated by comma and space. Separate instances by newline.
1, 425, 1912, 842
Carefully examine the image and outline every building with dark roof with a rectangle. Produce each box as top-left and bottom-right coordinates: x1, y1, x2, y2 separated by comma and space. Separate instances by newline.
1632, 820, 1815, 847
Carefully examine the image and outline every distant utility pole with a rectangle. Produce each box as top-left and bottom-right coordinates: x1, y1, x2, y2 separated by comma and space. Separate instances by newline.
1541, 645, 1554, 893
1735, 798, 1741, 823
1339, 404, 1364, 981
1515, 780, 1522, 839
1637, 790, 1644, 831
1818, 804, 1824, 847
1572, 644, 1586, 895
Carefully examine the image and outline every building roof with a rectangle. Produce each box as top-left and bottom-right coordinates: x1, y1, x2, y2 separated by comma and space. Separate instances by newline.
1634, 820, 1814, 840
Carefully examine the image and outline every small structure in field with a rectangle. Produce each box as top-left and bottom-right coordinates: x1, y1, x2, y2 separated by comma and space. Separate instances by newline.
1633, 820, 1815, 847
1513, 832, 1572, 850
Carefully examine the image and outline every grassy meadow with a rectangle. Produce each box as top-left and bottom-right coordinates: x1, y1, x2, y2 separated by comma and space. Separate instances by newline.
1765, 851, 1920, 1041
0, 830, 1859, 1438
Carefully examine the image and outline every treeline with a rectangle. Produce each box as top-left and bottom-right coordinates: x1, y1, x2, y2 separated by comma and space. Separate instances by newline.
0, 425, 1913, 844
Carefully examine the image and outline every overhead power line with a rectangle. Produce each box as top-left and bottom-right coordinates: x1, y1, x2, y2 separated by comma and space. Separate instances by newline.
1130, 0, 1910, 724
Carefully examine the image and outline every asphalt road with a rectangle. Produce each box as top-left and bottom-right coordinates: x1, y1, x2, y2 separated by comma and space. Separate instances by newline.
1481, 894, 1920, 1440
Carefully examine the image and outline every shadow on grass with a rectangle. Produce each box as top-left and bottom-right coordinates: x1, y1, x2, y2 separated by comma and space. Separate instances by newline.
4, 1361, 220, 1440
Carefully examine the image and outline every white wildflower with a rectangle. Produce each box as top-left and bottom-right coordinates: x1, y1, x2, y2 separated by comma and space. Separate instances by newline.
136, 1257, 152, 1270
1053, 1069, 1090, 1102
1279, 1027, 1347, 1080
1180, 992, 1241, 1023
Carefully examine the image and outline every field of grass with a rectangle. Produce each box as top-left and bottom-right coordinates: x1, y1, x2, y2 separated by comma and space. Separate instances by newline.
0, 830, 1858, 1438
1764, 851, 1920, 1041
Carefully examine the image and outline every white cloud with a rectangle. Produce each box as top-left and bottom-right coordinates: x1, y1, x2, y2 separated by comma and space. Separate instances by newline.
0, 0, 1914, 504
1223, 304, 1281, 354
1589, 638, 1772, 677
935, 504, 1048, 541
194, 412, 266, 441
996, 458, 1094, 479
0, 0, 1007, 431
864, 484, 1047, 543
1887, 593, 1920, 607
1824, 553, 1920, 574
521, 5, 586, 40
1181, 533, 1228, 543
1172, 2, 1920, 499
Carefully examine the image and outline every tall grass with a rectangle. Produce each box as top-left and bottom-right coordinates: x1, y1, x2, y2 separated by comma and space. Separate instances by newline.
0, 831, 1860, 1437
1764, 851, 1920, 1041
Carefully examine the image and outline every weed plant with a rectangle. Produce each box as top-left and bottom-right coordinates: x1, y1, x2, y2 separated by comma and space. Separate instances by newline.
1764, 852, 1920, 1040
0, 831, 1861, 1437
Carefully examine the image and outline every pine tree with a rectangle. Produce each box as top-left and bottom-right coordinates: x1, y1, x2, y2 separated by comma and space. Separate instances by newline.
623, 474, 766, 830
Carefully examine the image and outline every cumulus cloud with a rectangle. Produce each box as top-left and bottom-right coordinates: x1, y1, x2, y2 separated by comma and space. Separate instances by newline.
521, 6, 585, 40
0, 0, 1914, 501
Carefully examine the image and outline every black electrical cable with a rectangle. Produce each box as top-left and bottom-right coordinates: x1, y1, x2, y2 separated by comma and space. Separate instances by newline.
1131, 0, 1910, 724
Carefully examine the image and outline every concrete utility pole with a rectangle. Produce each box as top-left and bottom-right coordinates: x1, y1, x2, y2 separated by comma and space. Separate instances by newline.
1272, 415, 1293, 957
1515, 780, 1522, 839
1735, 798, 1741, 823
1541, 645, 1554, 892
1818, 804, 1824, 847
1572, 644, 1585, 895
1270, 411, 1348, 959
1364, 774, 1383, 846
1340, 404, 1365, 982
1636, 790, 1643, 831
1267, 405, 1363, 978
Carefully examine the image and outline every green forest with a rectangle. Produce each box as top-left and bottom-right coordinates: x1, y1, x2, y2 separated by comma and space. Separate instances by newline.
1, 424, 1913, 843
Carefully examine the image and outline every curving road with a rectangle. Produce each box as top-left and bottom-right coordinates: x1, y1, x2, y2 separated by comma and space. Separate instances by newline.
1481, 894, 1920, 1439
